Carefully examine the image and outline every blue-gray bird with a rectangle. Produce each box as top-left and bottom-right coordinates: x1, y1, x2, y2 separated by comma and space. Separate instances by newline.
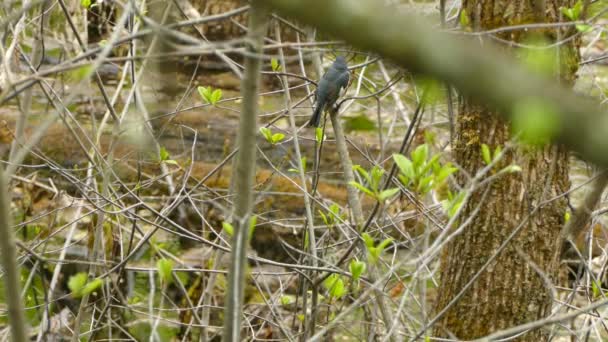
308, 56, 350, 127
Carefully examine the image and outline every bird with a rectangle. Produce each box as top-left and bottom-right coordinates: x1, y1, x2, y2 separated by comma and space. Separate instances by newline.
308, 56, 350, 127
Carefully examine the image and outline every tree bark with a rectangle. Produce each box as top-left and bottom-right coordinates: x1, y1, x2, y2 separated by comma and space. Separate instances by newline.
433, 0, 580, 340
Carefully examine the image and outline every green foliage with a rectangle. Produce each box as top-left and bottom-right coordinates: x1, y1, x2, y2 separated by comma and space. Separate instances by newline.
443, 190, 466, 218
349, 259, 366, 282
81, 278, 103, 296
512, 98, 560, 145
157, 259, 174, 285
68, 273, 103, 298
280, 295, 295, 305
480, 143, 503, 166
222, 216, 256, 240
319, 203, 344, 228
560, 0, 592, 31
68, 273, 88, 297
271, 58, 281, 71
503, 165, 522, 173
197, 86, 223, 105
249, 215, 257, 239
362, 233, 393, 264
393, 144, 457, 195
459, 9, 470, 29
315, 127, 325, 143
560, 0, 584, 20
350, 165, 400, 202
288, 157, 307, 173
222, 221, 234, 236
323, 274, 347, 299
259, 127, 285, 145
81, 0, 91, 8
592, 280, 602, 298
159, 146, 178, 165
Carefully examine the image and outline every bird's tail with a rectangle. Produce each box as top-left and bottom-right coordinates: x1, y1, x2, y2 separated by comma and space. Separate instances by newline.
308, 104, 323, 127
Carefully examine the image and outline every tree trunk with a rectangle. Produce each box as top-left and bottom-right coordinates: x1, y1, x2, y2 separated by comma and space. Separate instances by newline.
434, 0, 580, 340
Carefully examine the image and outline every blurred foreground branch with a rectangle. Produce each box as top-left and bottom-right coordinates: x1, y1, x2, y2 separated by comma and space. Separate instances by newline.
223, 2, 268, 341
263, 0, 608, 167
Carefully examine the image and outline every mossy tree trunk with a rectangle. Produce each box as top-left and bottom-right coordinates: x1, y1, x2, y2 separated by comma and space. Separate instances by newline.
434, 0, 580, 340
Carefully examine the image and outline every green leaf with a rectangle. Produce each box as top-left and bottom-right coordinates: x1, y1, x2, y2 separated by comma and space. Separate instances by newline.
271, 58, 281, 71
378, 188, 400, 202
315, 127, 324, 143
512, 98, 560, 145
157, 259, 174, 284
573, 0, 583, 18
393, 154, 415, 182
560, 7, 575, 20
259, 127, 272, 142
494, 146, 502, 160
81, 278, 103, 296
210, 89, 222, 105
435, 164, 457, 184
249, 216, 257, 240
323, 274, 346, 299
377, 237, 393, 253
271, 133, 285, 144
222, 221, 234, 237
444, 191, 466, 218
459, 9, 470, 28
81, 0, 91, 8
68, 272, 88, 298
164, 159, 179, 166
349, 181, 375, 197
420, 154, 440, 179
592, 280, 601, 298
362, 233, 375, 249
481, 144, 492, 165
330, 203, 340, 216
561, 1, 584, 20
368, 247, 380, 264
280, 295, 294, 305
159, 146, 170, 161
564, 211, 571, 223
197, 86, 211, 102
576, 24, 592, 32
349, 260, 366, 282
352, 165, 371, 184
411, 144, 429, 170
319, 210, 329, 225
416, 175, 434, 194
371, 166, 385, 190
503, 164, 522, 173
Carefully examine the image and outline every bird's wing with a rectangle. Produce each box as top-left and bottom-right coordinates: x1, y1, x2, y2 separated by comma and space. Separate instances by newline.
338, 71, 350, 96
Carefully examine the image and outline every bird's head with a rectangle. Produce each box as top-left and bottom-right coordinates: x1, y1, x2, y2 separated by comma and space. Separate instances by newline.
334, 56, 348, 70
